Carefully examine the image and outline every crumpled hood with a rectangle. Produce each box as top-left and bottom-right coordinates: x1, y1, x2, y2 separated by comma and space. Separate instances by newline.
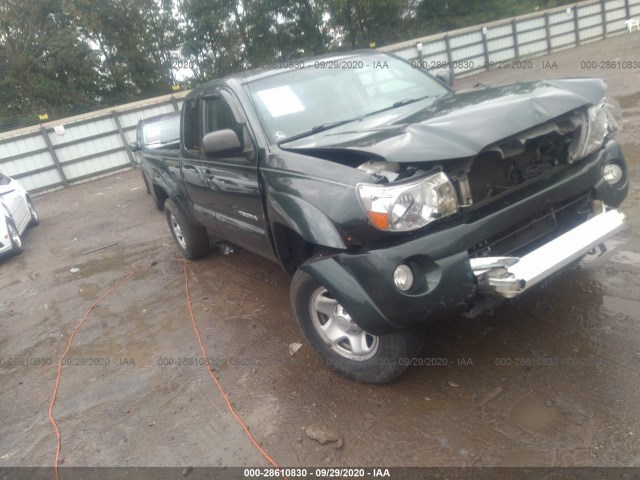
280, 78, 607, 163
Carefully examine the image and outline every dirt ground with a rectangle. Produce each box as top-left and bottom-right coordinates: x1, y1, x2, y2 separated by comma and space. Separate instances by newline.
1, 33, 640, 472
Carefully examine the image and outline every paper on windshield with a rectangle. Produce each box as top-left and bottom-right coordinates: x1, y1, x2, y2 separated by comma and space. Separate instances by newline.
256, 86, 305, 118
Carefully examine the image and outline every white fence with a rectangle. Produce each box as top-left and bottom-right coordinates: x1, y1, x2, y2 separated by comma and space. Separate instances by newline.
1, 0, 639, 195
0, 93, 187, 194
381, 0, 640, 75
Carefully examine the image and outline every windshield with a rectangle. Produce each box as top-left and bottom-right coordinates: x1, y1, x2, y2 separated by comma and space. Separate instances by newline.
142, 115, 180, 148
244, 54, 448, 144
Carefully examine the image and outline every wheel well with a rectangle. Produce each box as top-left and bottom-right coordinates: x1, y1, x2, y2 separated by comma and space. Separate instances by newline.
152, 184, 169, 208
273, 224, 340, 276
5, 216, 17, 235
141, 172, 151, 193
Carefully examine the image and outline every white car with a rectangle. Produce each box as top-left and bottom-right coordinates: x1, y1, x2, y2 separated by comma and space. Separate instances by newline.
0, 172, 39, 256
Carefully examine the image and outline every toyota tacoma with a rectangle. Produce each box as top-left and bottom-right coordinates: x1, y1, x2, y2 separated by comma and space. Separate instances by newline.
157, 50, 629, 383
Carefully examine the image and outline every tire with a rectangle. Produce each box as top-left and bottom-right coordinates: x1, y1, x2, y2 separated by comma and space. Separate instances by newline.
164, 199, 210, 260
141, 172, 151, 194
26, 198, 39, 226
153, 191, 165, 211
6, 220, 23, 255
290, 269, 426, 384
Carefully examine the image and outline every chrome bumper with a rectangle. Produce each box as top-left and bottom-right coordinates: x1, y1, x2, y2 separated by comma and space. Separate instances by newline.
470, 209, 627, 298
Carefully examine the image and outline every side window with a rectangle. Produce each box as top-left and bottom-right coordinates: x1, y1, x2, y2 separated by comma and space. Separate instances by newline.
0, 174, 10, 186
205, 97, 243, 143
182, 99, 201, 152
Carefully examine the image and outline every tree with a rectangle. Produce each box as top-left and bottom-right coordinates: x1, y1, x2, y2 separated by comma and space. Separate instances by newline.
181, 0, 328, 81
139, 0, 184, 87
67, 0, 181, 99
0, 0, 101, 130
324, 0, 414, 49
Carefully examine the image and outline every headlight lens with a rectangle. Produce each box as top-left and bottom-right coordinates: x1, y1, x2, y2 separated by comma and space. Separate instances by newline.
356, 171, 458, 231
568, 98, 622, 163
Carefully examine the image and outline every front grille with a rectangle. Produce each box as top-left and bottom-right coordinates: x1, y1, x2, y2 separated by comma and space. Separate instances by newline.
469, 193, 591, 258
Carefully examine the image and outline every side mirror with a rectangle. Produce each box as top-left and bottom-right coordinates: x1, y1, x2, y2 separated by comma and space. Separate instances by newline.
434, 68, 455, 88
129, 142, 141, 153
203, 129, 243, 157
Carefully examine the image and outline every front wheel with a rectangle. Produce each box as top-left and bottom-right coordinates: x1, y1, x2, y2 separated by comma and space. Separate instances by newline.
27, 198, 39, 226
290, 270, 425, 383
164, 199, 209, 260
6, 220, 23, 255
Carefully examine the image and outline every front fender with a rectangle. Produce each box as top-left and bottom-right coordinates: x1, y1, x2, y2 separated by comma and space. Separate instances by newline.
301, 256, 397, 335
268, 192, 346, 249
300, 247, 476, 335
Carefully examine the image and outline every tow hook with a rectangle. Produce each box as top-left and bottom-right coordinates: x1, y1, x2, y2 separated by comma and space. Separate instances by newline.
588, 201, 607, 256
587, 242, 607, 256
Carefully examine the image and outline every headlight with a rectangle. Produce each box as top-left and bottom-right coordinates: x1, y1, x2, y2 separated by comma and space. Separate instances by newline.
356, 171, 458, 231
568, 98, 622, 163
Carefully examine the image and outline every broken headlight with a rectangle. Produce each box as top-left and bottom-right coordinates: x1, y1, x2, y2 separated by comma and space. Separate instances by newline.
356, 171, 458, 231
568, 98, 622, 163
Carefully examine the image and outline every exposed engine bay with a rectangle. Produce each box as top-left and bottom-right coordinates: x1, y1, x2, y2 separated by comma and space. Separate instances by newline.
357, 112, 583, 209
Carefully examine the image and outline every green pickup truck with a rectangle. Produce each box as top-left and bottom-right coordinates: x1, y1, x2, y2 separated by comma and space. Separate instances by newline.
137, 50, 628, 383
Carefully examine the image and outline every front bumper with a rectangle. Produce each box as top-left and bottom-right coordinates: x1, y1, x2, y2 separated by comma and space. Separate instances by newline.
301, 139, 628, 335
470, 209, 626, 298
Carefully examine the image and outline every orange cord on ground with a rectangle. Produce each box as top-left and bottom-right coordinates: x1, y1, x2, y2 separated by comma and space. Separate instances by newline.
48, 261, 282, 478
48, 269, 140, 480
175, 258, 282, 471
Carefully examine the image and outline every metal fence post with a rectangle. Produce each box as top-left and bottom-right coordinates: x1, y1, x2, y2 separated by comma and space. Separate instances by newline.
40, 125, 69, 187
511, 19, 520, 59
544, 12, 552, 53
573, 4, 581, 47
625, 0, 631, 19
171, 95, 180, 112
444, 34, 454, 68
481, 27, 490, 69
112, 111, 136, 166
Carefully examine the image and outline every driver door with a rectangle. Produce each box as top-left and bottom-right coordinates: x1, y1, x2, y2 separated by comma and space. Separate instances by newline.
201, 91, 275, 261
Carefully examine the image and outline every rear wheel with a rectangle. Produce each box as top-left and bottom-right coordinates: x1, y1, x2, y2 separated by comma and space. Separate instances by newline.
7, 220, 23, 255
141, 172, 151, 194
26, 198, 39, 226
164, 199, 209, 260
290, 270, 425, 383
151, 185, 167, 211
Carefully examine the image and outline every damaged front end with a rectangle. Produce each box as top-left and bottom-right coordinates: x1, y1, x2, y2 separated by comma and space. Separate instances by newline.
278, 79, 629, 330
460, 98, 628, 301
354, 95, 625, 225
351, 97, 628, 308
